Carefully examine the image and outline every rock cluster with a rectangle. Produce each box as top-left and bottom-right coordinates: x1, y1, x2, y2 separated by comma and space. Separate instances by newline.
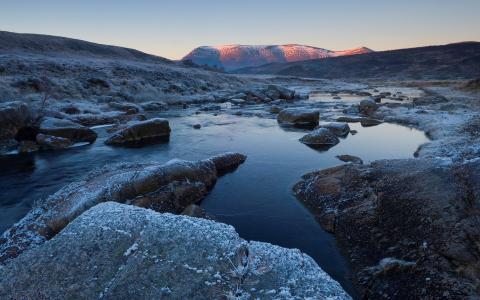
0, 153, 246, 263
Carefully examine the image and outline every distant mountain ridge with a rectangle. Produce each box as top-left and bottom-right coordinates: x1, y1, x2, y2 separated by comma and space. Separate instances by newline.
182, 44, 373, 70
235, 42, 480, 80
0, 31, 170, 63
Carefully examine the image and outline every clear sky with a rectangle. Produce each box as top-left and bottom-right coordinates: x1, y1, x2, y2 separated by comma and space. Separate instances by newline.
2, 0, 479, 60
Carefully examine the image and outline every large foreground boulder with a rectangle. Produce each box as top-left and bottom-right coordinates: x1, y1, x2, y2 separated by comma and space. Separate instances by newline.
105, 118, 171, 146
0, 202, 350, 299
39, 117, 97, 143
0, 153, 246, 263
293, 159, 480, 299
277, 108, 319, 127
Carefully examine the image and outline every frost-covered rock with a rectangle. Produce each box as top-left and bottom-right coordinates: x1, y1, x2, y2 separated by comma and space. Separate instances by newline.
36, 133, 72, 150
104, 118, 171, 146
299, 128, 340, 147
0, 202, 351, 300
277, 108, 319, 126
39, 117, 97, 143
317, 122, 350, 136
0, 153, 246, 263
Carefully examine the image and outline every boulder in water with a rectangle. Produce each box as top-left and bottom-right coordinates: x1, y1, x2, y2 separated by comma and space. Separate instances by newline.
36, 133, 72, 150
299, 128, 340, 147
317, 122, 350, 136
277, 108, 319, 127
104, 118, 171, 146
39, 117, 97, 144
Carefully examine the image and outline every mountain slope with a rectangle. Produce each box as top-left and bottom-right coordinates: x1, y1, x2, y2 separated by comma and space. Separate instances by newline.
235, 42, 480, 80
182, 44, 373, 70
0, 31, 170, 63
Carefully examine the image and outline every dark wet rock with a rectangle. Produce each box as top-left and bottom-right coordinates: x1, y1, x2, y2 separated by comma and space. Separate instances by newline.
336, 155, 363, 164
234, 111, 243, 116
0, 101, 34, 140
0, 202, 350, 300
350, 130, 358, 135
317, 122, 350, 136
140, 101, 168, 111
108, 102, 140, 114
277, 108, 319, 127
336, 116, 363, 123
0, 153, 247, 264
39, 117, 97, 144
17, 140, 39, 153
372, 96, 382, 103
192, 124, 201, 129
359, 99, 378, 115
360, 118, 383, 127
356, 91, 372, 97
105, 118, 171, 146
293, 159, 480, 299
269, 105, 282, 114
299, 128, 340, 147
333, 96, 342, 100
36, 133, 72, 150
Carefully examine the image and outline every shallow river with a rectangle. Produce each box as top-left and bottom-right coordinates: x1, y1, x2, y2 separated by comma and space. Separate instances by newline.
0, 100, 428, 296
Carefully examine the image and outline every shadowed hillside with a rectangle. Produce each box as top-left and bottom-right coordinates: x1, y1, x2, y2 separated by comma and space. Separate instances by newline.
0, 31, 170, 63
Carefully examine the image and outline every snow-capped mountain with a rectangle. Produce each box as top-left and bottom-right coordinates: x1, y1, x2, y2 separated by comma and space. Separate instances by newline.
182, 44, 373, 70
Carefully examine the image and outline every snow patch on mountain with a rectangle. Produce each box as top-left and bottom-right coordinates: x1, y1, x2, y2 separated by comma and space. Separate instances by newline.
182, 44, 373, 70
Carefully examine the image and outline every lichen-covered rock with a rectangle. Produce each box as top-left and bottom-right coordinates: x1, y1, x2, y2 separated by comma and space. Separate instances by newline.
0, 153, 246, 264
317, 122, 350, 136
299, 128, 340, 147
36, 133, 72, 150
104, 118, 171, 146
0, 202, 351, 300
39, 117, 97, 143
277, 108, 319, 126
293, 159, 480, 299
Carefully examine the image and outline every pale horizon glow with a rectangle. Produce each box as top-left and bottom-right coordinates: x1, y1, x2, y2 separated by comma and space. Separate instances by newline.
1, 0, 479, 60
